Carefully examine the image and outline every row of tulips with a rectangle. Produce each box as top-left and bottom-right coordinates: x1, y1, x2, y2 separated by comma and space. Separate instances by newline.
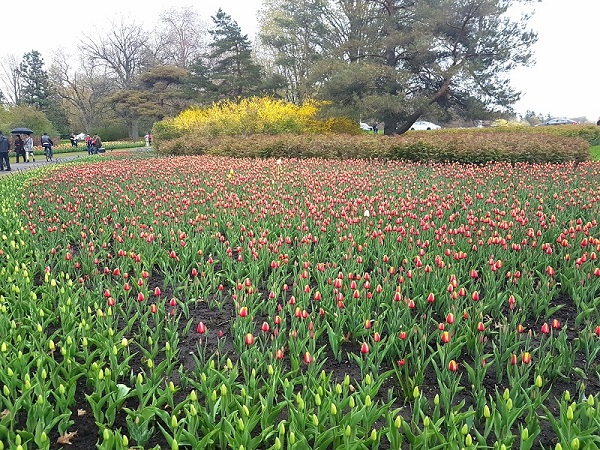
1, 156, 600, 448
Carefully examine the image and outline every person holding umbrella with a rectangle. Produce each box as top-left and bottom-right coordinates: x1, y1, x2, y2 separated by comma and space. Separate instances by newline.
14, 135, 25, 163
0, 131, 11, 171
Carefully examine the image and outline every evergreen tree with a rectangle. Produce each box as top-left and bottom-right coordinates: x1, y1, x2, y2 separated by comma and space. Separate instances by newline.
19, 51, 51, 111
208, 9, 263, 100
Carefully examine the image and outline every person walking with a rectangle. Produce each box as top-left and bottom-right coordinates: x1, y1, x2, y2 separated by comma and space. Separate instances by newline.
91, 134, 102, 154
24, 134, 35, 162
14, 135, 25, 163
0, 131, 11, 171
41, 132, 54, 161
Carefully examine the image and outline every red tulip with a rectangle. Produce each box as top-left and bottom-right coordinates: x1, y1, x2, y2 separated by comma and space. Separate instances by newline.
197, 322, 206, 334
107, 297, 115, 307
361, 342, 370, 354
137, 292, 145, 302
365, 320, 372, 329
244, 333, 254, 345
399, 331, 407, 340
373, 332, 381, 342
552, 319, 560, 330
169, 298, 177, 307
471, 291, 480, 302
191, 267, 198, 277
446, 313, 455, 324
427, 293, 435, 303
441, 331, 450, 344
540, 323, 550, 335
398, 359, 406, 367
103, 289, 111, 298
522, 352, 531, 364
448, 360, 458, 372
261, 322, 270, 332
154, 287, 161, 297
477, 322, 485, 332
276, 349, 284, 359
303, 351, 313, 364
595, 326, 600, 337
239, 307, 248, 318
150, 304, 158, 314
510, 354, 518, 365
313, 291, 322, 301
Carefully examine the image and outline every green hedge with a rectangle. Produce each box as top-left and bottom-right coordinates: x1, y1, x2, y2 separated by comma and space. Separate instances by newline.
154, 130, 590, 164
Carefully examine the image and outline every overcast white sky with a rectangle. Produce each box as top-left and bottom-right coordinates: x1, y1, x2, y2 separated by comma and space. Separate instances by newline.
2, 0, 598, 122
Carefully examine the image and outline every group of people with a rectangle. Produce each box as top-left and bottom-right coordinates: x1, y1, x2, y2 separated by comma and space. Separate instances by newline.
0, 131, 38, 171
84, 134, 103, 155
0, 131, 60, 170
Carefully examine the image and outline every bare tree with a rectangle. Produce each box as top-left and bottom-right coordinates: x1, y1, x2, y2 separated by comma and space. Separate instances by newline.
49, 50, 115, 132
79, 18, 150, 89
145, 7, 210, 69
0, 53, 24, 104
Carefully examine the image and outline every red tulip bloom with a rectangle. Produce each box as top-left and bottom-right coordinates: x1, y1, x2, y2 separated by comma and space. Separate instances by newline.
150, 303, 158, 314
276, 349, 284, 359
399, 331, 407, 340
448, 360, 458, 372
244, 333, 254, 346
303, 351, 313, 364
517, 324, 525, 334
510, 354, 518, 365
522, 352, 531, 364
103, 289, 111, 298
239, 307, 248, 317
169, 298, 177, 307
398, 359, 406, 367
197, 322, 206, 334
446, 313, 455, 324
373, 332, 381, 342
427, 293, 435, 303
191, 267, 198, 277
441, 331, 450, 344
107, 297, 115, 307
261, 322, 270, 333
137, 292, 145, 302
313, 291, 322, 301
595, 326, 600, 337
477, 322, 485, 332
471, 291, 480, 302
540, 323, 550, 335
361, 342, 370, 354
154, 287, 161, 297
552, 319, 560, 330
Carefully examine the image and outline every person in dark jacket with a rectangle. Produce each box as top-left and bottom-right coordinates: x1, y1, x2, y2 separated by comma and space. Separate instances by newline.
41, 133, 54, 161
0, 131, 11, 171
14, 135, 25, 163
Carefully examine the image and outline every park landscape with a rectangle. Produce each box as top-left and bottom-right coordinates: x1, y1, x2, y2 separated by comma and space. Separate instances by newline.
1, 110, 600, 449
1, 1, 600, 448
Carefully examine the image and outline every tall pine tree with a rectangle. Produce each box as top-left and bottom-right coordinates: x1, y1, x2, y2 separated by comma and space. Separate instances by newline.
19, 51, 51, 111
208, 9, 263, 100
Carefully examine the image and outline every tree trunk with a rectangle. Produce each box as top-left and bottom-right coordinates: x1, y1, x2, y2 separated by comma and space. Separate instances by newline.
130, 118, 140, 141
396, 78, 452, 135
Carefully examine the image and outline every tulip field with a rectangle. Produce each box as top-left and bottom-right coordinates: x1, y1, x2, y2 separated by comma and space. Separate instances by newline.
2, 155, 600, 449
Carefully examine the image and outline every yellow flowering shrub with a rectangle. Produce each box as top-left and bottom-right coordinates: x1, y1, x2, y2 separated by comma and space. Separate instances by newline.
167, 97, 338, 136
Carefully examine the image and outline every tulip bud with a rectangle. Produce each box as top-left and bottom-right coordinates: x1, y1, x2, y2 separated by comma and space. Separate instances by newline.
461, 424, 468, 435
345, 425, 352, 437
465, 434, 472, 446
370, 429, 377, 441
312, 414, 319, 426
413, 386, 420, 399
365, 394, 372, 407
423, 416, 430, 427
394, 415, 402, 429
571, 438, 580, 450
588, 395, 595, 407
535, 375, 543, 388
566, 405, 574, 420
330, 402, 337, 416
274, 437, 282, 449
171, 439, 179, 450
521, 427, 529, 441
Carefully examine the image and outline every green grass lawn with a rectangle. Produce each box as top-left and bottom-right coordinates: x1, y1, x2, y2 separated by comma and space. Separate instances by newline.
591, 145, 600, 160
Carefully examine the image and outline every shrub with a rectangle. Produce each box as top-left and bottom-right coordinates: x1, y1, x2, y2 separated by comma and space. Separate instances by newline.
155, 130, 589, 164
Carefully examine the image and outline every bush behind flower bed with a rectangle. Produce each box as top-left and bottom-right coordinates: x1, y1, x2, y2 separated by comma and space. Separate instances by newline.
155, 129, 590, 164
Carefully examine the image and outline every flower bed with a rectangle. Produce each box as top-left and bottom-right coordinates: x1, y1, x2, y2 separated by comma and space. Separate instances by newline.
1, 156, 600, 449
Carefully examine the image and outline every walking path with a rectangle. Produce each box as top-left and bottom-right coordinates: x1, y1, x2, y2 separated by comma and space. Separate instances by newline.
0, 155, 80, 176
0, 148, 150, 177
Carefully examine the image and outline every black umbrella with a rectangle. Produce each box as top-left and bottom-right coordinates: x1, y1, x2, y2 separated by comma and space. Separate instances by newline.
11, 127, 33, 135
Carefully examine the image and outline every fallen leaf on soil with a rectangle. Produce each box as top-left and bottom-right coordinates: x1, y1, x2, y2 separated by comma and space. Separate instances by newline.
77, 409, 87, 417
57, 431, 77, 445
0, 409, 9, 420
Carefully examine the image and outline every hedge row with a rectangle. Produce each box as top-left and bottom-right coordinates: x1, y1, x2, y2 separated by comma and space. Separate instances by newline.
154, 130, 590, 164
